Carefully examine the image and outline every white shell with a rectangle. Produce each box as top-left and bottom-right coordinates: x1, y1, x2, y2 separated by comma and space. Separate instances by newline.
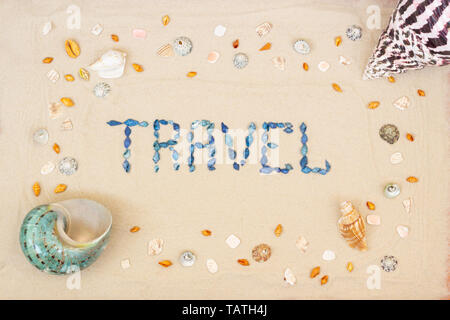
33, 128, 49, 144
42, 21, 52, 35
47, 69, 59, 83
272, 56, 286, 71
393, 96, 410, 110
384, 183, 401, 199
367, 214, 381, 225
88, 50, 127, 79
225, 234, 240, 248
339, 55, 351, 65
295, 236, 309, 253
214, 25, 226, 37
91, 24, 103, 36
322, 250, 336, 261
121, 259, 131, 269
397, 225, 409, 238
148, 238, 164, 256
390, 152, 403, 164
318, 61, 330, 72
48, 102, 63, 119
157, 44, 174, 57
402, 198, 412, 214
284, 268, 297, 285
61, 118, 73, 131
40, 161, 55, 175
206, 258, 218, 274
255, 22, 272, 37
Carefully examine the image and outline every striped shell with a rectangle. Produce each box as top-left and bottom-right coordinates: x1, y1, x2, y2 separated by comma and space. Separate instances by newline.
19, 199, 112, 274
338, 201, 367, 251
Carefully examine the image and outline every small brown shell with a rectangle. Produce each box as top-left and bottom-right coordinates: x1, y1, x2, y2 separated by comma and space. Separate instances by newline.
332, 83, 342, 92
64, 74, 75, 82
53, 143, 60, 154
132, 64, 144, 72
310, 266, 320, 278
251, 243, 271, 262
158, 260, 172, 267
237, 259, 250, 266
130, 226, 140, 233
274, 224, 282, 237
162, 15, 170, 26
54, 184, 67, 193
111, 34, 119, 42
42, 57, 53, 64
79, 68, 89, 80
259, 42, 271, 51
201, 229, 212, 236
61, 97, 74, 107
32, 182, 41, 197
338, 201, 367, 251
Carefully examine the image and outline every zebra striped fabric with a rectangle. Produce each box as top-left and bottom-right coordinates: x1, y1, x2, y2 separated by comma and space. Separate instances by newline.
363, 0, 450, 80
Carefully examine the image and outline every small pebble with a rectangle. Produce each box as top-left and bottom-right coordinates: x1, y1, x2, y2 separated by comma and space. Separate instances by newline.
322, 250, 336, 261
367, 214, 381, 225
225, 234, 240, 248
132, 29, 146, 39
379, 124, 400, 144
346, 25, 362, 41
214, 25, 226, 37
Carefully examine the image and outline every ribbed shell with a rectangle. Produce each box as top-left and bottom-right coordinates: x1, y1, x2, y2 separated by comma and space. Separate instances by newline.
338, 201, 367, 251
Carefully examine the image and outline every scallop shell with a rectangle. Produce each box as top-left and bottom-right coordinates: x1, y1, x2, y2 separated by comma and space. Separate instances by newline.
47, 69, 60, 83
338, 201, 368, 251
157, 44, 174, 57
88, 50, 127, 79
93, 82, 111, 97
256, 22, 272, 37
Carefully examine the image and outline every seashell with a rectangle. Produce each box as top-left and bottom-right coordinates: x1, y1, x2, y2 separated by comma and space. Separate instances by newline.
293, 40, 310, 55
274, 224, 282, 237
332, 83, 343, 92
335, 36, 342, 46
402, 198, 412, 214
406, 133, 414, 141
42, 21, 52, 35
417, 89, 425, 97
159, 260, 172, 267
366, 214, 380, 225
53, 143, 60, 154
347, 262, 354, 272
179, 251, 196, 267
252, 243, 271, 262
388, 76, 395, 83
33, 128, 49, 144
19, 199, 112, 274
310, 266, 320, 278
318, 61, 330, 72
366, 201, 376, 210
225, 234, 240, 248
346, 25, 362, 41
91, 24, 103, 36
162, 15, 170, 26
93, 82, 111, 98
58, 157, 78, 175
41, 161, 55, 175
42, 57, 53, 64
79, 68, 89, 80
214, 25, 226, 37
272, 56, 286, 71
207, 51, 220, 63
186, 71, 197, 78
129, 226, 140, 233
132, 29, 146, 39
393, 96, 410, 110
32, 182, 40, 197
111, 34, 119, 42
65, 39, 80, 58
406, 176, 418, 183
54, 184, 67, 193
48, 102, 62, 119
320, 275, 329, 285
368, 101, 380, 109
121, 259, 130, 269
61, 97, 74, 107
132, 63, 144, 72
61, 118, 73, 131
284, 268, 296, 285
390, 152, 403, 164
322, 250, 336, 261
380, 255, 397, 272
259, 42, 271, 51
206, 258, 218, 274
295, 236, 309, 253
303, 62, 309, 71
233, 53, 249, 69
396, 225, 409, 238
201, 229, 212, 236
88, 50, 127, 79
255, 22, 272, 37
338, 201, 368, 251
47, 69, 60, 83
233, 39, 239, 48
148, 238, 164, 256
384, 183, 400, 199
339, 55, 351, 65
237, 259, 250, 266
379, 124, 399, 144
157, 44, 174, 57
173, 36, 193, 56
64, 74, 75, 82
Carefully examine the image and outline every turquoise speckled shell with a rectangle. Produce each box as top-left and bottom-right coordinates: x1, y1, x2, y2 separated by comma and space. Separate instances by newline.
19, 199, 112, 275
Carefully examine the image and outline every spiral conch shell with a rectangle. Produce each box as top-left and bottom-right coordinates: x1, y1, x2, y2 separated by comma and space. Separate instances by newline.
88, 50, 127, 79
338, 201, 367, 251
